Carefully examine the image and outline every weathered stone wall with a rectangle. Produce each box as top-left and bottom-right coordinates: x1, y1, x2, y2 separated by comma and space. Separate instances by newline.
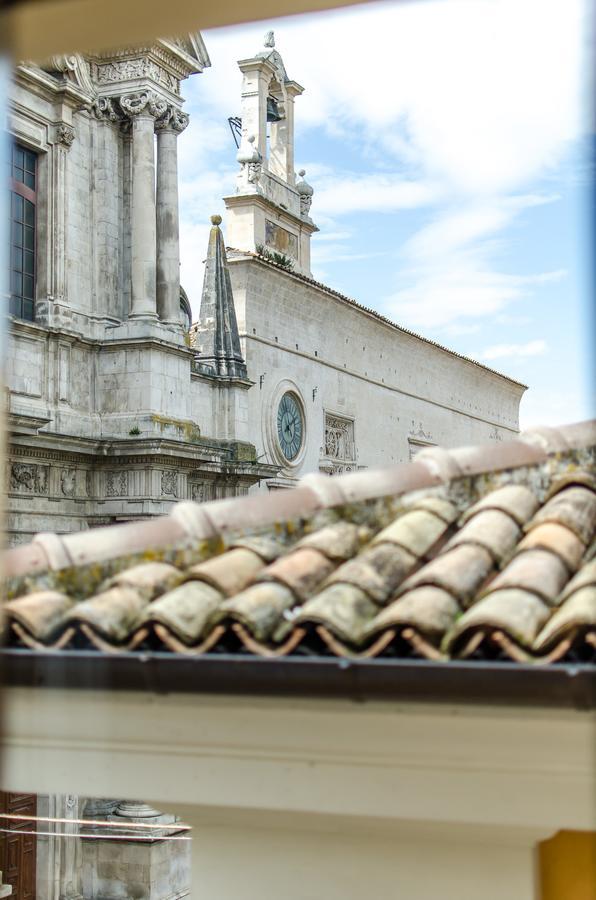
229, 257, 525, 487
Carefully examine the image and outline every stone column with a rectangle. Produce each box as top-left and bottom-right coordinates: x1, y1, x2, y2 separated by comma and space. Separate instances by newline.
120, 92, 166, 320
155, 109, 188, 325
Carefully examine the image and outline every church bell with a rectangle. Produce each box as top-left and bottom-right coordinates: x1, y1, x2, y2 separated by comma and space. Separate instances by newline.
266, 96, 283, 122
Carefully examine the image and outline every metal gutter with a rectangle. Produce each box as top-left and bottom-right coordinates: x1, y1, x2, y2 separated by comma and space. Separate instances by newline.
1, 650, 594, 710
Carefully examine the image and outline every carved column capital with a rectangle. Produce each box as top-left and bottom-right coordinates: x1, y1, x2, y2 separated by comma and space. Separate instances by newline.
93, 97, 120, 122
155, 106, 189, 134
55, 123, 75, 149
119, 91, 168, 121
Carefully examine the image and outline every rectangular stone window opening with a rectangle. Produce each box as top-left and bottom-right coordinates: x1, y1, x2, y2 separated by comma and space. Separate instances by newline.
8, 143, 37, 322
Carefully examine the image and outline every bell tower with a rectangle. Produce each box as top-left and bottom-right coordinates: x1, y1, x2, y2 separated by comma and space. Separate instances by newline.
224, 32, 318, 276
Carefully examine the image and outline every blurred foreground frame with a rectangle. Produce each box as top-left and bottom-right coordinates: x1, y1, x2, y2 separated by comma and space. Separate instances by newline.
0, 0, 374, 61
0, 1, 594, 900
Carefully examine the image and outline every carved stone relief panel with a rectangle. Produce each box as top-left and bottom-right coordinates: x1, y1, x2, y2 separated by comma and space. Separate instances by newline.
93, 58, 180, 94
10, 462, 50, 494
324, 414, 355, 461
161, 470, 178, 497
60, 468, 76, 497
105, 470, 127, 497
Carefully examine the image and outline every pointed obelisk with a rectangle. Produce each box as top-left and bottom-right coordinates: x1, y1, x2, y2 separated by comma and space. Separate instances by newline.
195, 215, 247, 379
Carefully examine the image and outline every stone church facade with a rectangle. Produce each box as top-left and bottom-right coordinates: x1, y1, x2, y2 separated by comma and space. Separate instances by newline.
5, 35, 278, 546
5, 30, 525, 540
197, 34, 526, 490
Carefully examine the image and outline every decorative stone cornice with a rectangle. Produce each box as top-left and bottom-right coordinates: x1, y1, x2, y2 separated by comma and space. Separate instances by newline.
119, 91, 168, 120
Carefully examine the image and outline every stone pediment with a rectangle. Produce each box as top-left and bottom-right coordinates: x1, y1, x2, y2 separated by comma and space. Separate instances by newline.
162, 33, 211, 73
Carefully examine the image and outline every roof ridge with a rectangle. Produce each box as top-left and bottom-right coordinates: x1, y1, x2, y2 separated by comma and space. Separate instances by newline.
3, 420, 594, 580
214, 247, 528, 389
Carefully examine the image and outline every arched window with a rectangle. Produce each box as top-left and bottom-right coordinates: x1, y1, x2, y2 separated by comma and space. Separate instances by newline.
179, 286, 192, 331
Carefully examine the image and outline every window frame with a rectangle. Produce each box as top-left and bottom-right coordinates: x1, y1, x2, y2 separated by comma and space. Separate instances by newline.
8, 143, 37, 322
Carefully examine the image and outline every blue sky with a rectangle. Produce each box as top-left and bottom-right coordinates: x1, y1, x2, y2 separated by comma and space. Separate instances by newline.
177, 0, 594, 428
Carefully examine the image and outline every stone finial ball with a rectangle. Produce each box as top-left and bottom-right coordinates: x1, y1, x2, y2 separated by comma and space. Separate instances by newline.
211, 214, 222, 226
298, 169, 306, 177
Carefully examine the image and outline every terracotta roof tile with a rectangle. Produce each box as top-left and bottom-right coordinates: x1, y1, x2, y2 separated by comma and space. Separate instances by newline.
214, 582, 296, 642
461, 485, 539, 526
66, 586, 147, 645
3, 419, 595, 667
485, 549, 569, 605
400, 544, 494, 606
445, 509, 521, 564
526, 486, 596, 545
325, 543, 417, 604
144, 581, 222, 645
259, 547, 336, 601
516, 522, 585, 572
4, 590, 73, 645
295, 583, 377, 646
534, 587, 596, 655
371, 508, 452, 558
185, 547, 265, 597
366, 587, 460, 644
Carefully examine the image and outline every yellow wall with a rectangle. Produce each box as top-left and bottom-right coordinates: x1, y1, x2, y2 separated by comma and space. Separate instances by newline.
539, 831, 596, 900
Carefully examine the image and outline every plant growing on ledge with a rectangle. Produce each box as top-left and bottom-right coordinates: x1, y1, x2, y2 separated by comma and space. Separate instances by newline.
128, 425, 141, 436
255, 244, 294, 270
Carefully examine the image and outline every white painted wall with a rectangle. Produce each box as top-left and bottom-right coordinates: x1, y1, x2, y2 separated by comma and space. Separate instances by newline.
3, 688, 593, 900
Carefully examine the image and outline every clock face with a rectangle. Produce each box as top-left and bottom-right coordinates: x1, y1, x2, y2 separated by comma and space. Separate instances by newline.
277, 392, 304, 461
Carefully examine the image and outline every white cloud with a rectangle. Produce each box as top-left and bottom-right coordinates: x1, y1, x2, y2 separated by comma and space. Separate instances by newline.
383, 268, 566, 329
197, 0, 587, 195
481, 339, 548, 361
176, 0, 588, 349
313, 173, 441, 217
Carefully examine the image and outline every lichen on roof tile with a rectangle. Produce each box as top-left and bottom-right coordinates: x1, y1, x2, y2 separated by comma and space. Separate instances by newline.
461, 484, 539, 526
143, 580, 222, 644
5, 590, 74, 643
445, 589, 550, 653
533, 587, 596, 653
527, 486, 596, 545
2, 419, 595, 666
185, 547, 264, 597
371, 508, 451, 559
295, 521, 370, 561
446, 509, 521, 564
324, 543, 417, 604
365, 587, 459, 643
516, 522, 586, 572
66, 586, 148, 644
101, 562, 183, 601
485, 549, 569, 605
295, 583, 377, 646
258, 547, 336, 602
214, 582, 296, 642
400, 543, 493, 607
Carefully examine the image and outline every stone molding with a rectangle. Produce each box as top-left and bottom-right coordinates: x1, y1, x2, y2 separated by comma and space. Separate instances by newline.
54, 122, 75, 148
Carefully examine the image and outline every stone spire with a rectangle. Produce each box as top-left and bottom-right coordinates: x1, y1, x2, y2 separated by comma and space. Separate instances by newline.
195, 215, 247, 379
